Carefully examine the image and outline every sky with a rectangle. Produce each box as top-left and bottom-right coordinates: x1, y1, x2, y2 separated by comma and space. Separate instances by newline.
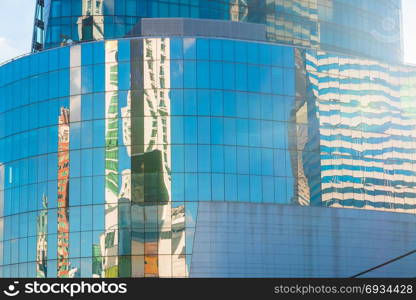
402, 0, 416, 64
0, 0, 415, 64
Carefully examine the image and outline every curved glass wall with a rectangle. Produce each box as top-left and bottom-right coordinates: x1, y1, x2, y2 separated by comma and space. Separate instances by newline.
1, 36, 415, 278
38, 0, 402, 62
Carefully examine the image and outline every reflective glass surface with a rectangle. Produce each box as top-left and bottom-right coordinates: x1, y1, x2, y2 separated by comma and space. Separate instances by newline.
191, 202, 416, 277
305, 50, 416, 211
38, 0, 402, 62
1, 36, 415, 277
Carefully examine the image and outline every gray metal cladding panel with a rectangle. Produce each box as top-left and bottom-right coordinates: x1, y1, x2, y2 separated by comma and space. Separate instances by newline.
190, 202, 416, 277
139, 18, 267, 42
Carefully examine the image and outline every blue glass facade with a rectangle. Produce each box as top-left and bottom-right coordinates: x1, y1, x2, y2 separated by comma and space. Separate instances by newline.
37, 0, 402, 62
0, 0, 414, 278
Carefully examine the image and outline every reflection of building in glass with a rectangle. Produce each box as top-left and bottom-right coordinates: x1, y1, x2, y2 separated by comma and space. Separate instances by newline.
95, 38, 184, 277
38, 0, 402, 62
57, 107, 70, 278
269, 0, 319, 48
305, 51, 416, 212
92, 244, 103, 278
129, 38, 186, 277
32, 0, 46, 52
77, 0, 104, 42
36, 194, 48, 278
2, 0, 416, 279
138, 38, 184, 277
286, 48, 312, 206
102, 40, 120, 278
230, 0, 248, 22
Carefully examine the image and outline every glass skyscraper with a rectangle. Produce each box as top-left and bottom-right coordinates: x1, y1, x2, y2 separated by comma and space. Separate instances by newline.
0, 0, 415, 278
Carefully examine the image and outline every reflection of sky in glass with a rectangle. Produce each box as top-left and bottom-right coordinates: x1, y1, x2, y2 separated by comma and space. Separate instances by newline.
403, 0, 416, 64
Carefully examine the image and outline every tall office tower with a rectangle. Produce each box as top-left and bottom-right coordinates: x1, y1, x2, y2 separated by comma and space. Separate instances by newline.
0, 0, 416, 278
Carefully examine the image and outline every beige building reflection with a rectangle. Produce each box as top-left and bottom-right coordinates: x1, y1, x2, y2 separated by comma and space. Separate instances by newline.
97, 38, 186, 277
36, 194, 48, 278
77, 0, 104, 42
230, 0, 248, 22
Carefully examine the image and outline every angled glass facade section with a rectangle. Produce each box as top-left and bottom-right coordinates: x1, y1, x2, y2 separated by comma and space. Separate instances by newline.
190, 202, 416, 277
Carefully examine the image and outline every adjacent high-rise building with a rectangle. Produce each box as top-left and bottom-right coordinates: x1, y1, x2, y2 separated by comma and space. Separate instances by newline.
0, 0, 415, 277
